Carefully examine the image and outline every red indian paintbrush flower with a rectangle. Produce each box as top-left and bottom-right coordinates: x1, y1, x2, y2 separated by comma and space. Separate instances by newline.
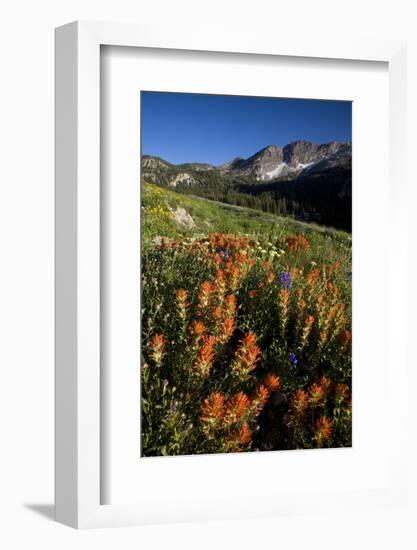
240, 422, 252, 445
278, 288, 290, 338
218, 317, 235, 343
263, 373, 281, 392
286, 234, 309, 253
149, 334, 165, 365
309, 383, 325, 407
212, 305, 223, 321
175, 288, 188, 303
290, 389, 309, 416
319, 375, 332, 396
224, 392, 250, 425
201, 392, 225, 428
223, 294, 237, 318
213, 253, 222, 265
266, 271, 275, 284
300, 314, 315, 348
191, 320, 206, 336
214, 269, 227, 300
231, 332, 261, 380
226, 265, 241, 291
193, 335, 217, 377
315, 416, 333, 447
251, 384, 270, 412
190, 321, 206, 347
198, 281, 214, 311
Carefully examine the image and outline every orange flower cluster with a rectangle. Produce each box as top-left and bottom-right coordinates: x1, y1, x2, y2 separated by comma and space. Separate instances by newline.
239, 423, 252, 445
286, 234, 309, 253
290, 389, 309, 416
214, 269, 227, 302
291, 377, 349, 416
198, 281, 214, 312
266, 271, 276, 284
300, 314, 315, 349
195, 269, 242, 347
263, 373, 281, 392
149, 334, 165, 365
309, 382, 325, 407
317, 298, 346, 348
224, 255, 253, 291
307, 266, 321, 284
207, 233, 253, 253
201, 392, 225, 429
215, 293, 237, 344
295, 287, 307, 317
315, 416, 333, 447
287, 375, 351, 447
193, 335, 217, 378
319, 375, 332, 395
201, 383, 272, 450
231, 332, 262, 381
251, 384, 270, 412
224, 392, 250, 425
278, 288, 290, 338
190, 320, 206, 338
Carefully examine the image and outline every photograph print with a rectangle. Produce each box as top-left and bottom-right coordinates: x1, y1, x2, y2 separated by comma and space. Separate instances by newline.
141, 92, 352, 457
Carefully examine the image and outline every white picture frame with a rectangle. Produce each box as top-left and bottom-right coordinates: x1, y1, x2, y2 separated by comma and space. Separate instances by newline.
55, 20, 407, 529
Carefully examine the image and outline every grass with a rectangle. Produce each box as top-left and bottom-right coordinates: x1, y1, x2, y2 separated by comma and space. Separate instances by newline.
142, 181, 351, 246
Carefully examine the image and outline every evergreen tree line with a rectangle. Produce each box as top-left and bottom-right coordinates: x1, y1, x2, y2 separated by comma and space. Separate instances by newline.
144, 165, 352, 232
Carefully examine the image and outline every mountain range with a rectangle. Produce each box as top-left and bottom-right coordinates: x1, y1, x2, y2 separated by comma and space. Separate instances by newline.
142, 140, 351, 185
142, 140, 352, 230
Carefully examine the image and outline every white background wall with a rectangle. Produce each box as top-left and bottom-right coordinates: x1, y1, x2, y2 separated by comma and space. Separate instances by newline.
0, 0, 416, 548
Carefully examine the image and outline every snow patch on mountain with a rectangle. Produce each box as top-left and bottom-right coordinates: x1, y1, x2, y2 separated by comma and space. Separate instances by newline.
262, 162, 288, 180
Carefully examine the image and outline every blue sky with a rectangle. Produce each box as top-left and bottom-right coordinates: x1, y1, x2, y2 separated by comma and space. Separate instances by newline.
141, 91, 352, 165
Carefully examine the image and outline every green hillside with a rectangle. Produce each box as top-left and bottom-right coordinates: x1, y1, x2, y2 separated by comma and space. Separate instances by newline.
142, 181, 351, 256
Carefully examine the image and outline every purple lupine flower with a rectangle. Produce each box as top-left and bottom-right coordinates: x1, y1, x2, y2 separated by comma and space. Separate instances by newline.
220, 249, 230, 260
289, 352, 298, 366
279, 271, 292, 289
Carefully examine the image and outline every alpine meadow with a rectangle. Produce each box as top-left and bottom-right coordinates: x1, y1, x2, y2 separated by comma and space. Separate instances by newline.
140, 92, 352, 457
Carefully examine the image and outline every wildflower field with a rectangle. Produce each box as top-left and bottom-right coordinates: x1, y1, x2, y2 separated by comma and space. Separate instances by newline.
141, 183, 352, 456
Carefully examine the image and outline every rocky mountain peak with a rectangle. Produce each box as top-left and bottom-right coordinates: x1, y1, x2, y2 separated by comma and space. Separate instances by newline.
252, 144, 282, 160
260, 144, 280, 154
283, 141, 317, 166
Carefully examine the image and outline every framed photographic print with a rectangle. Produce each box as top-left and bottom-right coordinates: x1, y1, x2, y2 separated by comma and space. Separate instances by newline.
55, 21, 408, 528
